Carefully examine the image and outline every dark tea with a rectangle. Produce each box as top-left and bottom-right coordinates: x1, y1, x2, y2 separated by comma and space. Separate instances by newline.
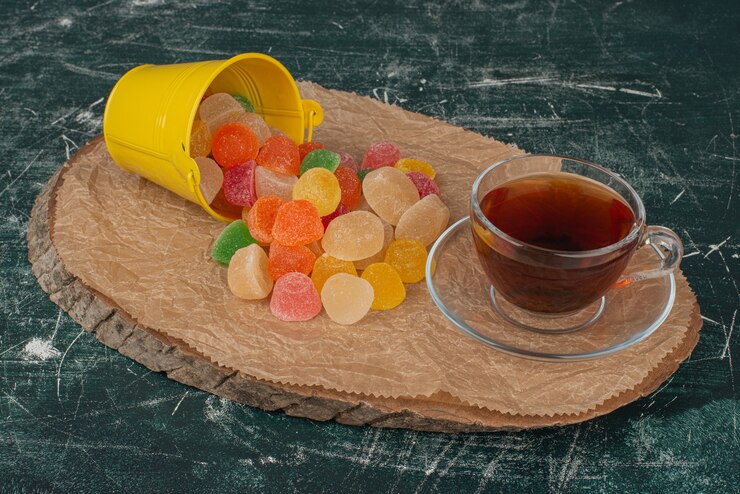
473, 173, 638, 313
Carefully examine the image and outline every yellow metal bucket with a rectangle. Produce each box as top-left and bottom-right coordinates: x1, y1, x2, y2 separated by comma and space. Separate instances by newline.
103, 53, 324, 221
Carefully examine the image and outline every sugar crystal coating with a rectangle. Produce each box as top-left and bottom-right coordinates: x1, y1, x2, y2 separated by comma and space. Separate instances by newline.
362, 141, 401, 170
211, 220, 257, 265
270, 272, 322, 322
198, 93, 244, 134
256, 136, 301, 176
292, 167, 342, 216
384, 238, 428, 283
394, 194, 450, 247
311, 254, 357, 293
394, 158, 436, 179
300, 149, 341, 175
245, 195, 284, 244
212, 122, 259, 169
267, 242, 316, 280
298, 141, 324, 161
321, 211, 385, 261
222, 161, 257, 207
334, 166, 362, 210
190, 119, 211, 158
362, 167, 420, 225
271, 200, 324, 247
320, 274, 374, 325
406, 171, 440, 199
360, 263, 406, 310
227, 244, 273, 300
194, 156, 223, 205
354, 219, 394, 270
254, 166, 298, 202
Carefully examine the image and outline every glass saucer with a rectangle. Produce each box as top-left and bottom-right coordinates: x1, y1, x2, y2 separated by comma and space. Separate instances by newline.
426, 217, 676, 362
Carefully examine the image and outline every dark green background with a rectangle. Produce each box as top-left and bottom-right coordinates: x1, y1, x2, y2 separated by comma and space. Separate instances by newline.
1, 1, 738, 492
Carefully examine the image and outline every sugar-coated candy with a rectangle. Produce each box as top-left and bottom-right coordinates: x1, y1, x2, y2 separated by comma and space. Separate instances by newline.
384, 238, 428, 283
322, 211, 385, 261
270, 272, 322, 322
394, 158, 436, 179
222, 161, 257, 207
228, 244, 273, 300
245, 195, 284, 244
334, 166, 362, 210
232, 95, 255, 113
194, 157, 223, 205
254, 165, 298, 202
234, 112, 271, 146
362, 167, 420, 225
300, 149, 340, 175
199, 93, 244, 134
256, 136, 301, 176
406, 171, 440, 199
336, 151, 356, 172
362, 141, 401, 170
357, 168, 372, 182
321, 203, 349, 229
190, 119, 211, 158
269, 127, 287, 137
298, 141, 324, 161
395, 194, 450, 247
212, 122, 259, 169
211, 220, 257, 265
311, 254, 357, 293
267, 242, 316, 280
292, 167, 342, 216
271, 200, 324, 246
320, 273, 374, 325
360, 263, 406, 310
354, 220, 394, 270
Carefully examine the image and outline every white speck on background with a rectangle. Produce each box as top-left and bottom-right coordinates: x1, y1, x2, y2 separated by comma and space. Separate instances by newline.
22, 337, 61, 361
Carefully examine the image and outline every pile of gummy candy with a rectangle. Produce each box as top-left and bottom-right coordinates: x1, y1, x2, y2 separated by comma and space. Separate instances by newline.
194, 93, 450, 325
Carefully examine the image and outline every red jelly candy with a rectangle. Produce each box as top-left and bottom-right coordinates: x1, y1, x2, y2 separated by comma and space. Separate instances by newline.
212, 122, 259, 169
270, 272, 322, 322
268, 242, 316, 280
361, 141, 401, 170
298, 141, 325, 161
406, 171, 440, 198
256, 136, 301, 176
321, 203, 349, 229
245, 195, 284, 243
271, 200, 324, 247
222, 161, 257, 207
334, 166, 362, 210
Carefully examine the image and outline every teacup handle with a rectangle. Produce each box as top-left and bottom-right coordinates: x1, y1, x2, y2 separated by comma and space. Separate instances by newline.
617, 226, 684, 287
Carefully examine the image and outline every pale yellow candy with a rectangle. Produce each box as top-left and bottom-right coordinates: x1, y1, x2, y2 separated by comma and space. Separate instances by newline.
198, 93, 244, 134
394, 158, 436, 179
227, 244, 273, 299
293, 167, 341, 216
194, 157, 223, 205
320, 273, 374, 325
322, 211, 385, 261
384, 238, 428, 283
234, 112, 272, 146
354, 220, 394, 270
394, 194, 450, 247
255, 165, 298, 202
362, 167, 419, 225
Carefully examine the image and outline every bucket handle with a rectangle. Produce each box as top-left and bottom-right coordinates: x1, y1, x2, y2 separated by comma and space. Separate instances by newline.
302, 99, 324, 142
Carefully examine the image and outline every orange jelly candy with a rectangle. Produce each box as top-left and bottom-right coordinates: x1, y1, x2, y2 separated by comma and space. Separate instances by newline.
298, 141, 324, 161
334, 166, 362, 210
271, 200, 324, 247
267, 242, 316, 280
245, 195, 285, 244
212, 122, 259, 169
256, 136, 301, 176
189, 119, 211, 158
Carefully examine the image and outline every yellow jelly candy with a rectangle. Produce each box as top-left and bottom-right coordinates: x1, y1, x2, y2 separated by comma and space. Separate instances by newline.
384, 238, 427, 283
320, 273, 374, 325
190, 119, 212, 158
311, 254, 358, 293
394, 194, 450, 247
394, 158, 436, 179
354, 220, 394, 271
362, 167, 419, 225
227, 244, 273, 300
361, 263, 406, 310
293, 167, 341, 216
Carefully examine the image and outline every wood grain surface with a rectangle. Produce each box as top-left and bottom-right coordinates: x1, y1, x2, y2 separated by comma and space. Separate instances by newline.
1, 0, 738, 492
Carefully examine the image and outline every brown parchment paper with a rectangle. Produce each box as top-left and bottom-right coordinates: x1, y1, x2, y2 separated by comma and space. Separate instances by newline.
51, 82, 699, 417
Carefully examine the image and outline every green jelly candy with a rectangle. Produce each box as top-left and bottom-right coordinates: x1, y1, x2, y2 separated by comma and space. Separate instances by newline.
358, 168, 372, 182
233, 95, 255, 113
300, 149, 341, 175
211, 220, 256, 265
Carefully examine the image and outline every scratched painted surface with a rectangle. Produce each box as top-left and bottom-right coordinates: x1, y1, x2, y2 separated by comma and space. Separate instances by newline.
0, 0, 738, 492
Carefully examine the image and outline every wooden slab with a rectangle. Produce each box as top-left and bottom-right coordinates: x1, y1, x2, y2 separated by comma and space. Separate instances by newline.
28, 93, 702, 433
